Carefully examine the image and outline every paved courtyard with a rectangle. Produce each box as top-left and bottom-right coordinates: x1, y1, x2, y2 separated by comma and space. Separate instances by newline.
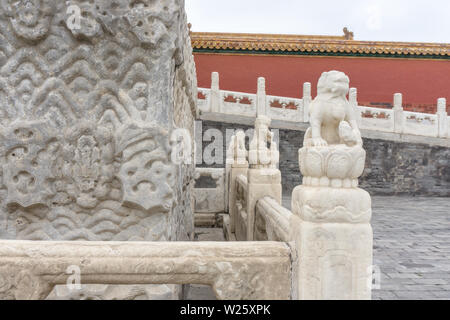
193, 196, 450, 300
369, 196, 450, 300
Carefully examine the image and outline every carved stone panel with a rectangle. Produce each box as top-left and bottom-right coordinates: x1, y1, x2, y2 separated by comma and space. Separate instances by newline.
0, 0, 196, 244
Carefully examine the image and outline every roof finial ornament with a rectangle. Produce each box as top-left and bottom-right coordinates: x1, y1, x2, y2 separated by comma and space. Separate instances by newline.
343, 27, 354, 40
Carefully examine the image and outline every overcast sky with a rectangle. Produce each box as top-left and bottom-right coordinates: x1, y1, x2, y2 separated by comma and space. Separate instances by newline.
185, 0, 450, 43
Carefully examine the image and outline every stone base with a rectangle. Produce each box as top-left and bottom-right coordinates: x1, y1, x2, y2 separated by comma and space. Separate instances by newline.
292, 220, 373, 300
292, 185, 371, 224
290, 183, 373, 300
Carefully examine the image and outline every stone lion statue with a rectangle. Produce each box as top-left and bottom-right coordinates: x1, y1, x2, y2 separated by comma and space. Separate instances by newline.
304, 71, 362, 147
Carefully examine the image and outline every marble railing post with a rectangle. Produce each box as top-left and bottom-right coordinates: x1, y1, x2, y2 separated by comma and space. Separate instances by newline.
226, 132, 249, 235
291, 71, 373, 300
210, 72, 221, 112
247, 168, 281, 241
246, 115, 282, 241
349, 88, 362, 127
393, 93, 404, 134
256, 77, 267, 117
303, 82, 312, 123
437, 98, 448, 138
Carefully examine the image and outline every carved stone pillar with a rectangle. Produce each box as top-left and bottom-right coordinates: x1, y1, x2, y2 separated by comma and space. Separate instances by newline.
437, 98, 448, 138
291, 71, 373, 300
393, 93, 404, 134
0, 0, 196, 299
247, 115, 281, 241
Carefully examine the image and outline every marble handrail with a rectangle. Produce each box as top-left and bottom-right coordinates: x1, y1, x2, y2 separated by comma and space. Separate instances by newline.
0, 240, 292, 300
255, 197, 293, 242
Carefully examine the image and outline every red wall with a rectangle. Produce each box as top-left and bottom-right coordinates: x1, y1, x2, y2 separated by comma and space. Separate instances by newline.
194, 53, 450, 113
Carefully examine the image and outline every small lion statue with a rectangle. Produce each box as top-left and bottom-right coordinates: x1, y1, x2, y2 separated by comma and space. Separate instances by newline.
304, 71, 362, 147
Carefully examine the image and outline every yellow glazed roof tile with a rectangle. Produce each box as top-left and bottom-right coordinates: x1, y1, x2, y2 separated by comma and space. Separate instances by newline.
191, 32, 450, 57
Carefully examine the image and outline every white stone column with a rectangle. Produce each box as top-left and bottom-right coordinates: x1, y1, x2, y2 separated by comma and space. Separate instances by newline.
393, 93, 404, 134
256, 77, 267, 117
437, 98, 448, 138
210, 71, 221, 113
303, 82, 312, 123
291, 71, 373, 300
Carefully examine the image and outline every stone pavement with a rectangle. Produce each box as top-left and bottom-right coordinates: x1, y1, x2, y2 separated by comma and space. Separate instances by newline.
191, 196, 450, 300
369, 196, 450, 300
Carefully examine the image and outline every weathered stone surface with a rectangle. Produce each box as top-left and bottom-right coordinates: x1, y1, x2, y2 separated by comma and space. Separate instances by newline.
0, 0, 196, 240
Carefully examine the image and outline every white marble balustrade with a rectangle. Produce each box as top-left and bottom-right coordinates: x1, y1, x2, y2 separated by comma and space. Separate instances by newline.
198, 72, 448, 139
